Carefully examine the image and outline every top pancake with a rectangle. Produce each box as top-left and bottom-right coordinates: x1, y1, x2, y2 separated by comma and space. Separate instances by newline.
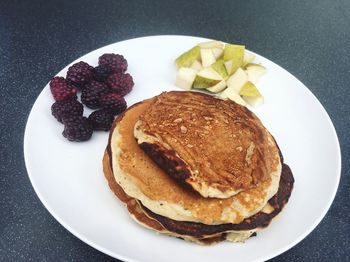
134, 91, 280, 198
110, 95, 282, 225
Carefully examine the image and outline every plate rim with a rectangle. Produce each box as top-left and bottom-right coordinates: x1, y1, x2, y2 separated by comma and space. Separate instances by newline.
23, 34, 342, 262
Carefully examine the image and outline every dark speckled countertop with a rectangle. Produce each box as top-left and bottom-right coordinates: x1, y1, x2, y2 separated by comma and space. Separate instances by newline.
0, 0, 349, 261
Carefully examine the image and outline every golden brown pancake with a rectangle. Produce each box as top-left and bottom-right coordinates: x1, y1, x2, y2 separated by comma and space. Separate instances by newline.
138, 163, 294, 237
103, 150, 241, 244
103, 143, 294, 242
134, 91, 281, 198
109, 97, 282, 225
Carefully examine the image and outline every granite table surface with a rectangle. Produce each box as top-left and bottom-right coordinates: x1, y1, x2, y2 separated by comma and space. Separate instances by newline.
0, 0, 349, 261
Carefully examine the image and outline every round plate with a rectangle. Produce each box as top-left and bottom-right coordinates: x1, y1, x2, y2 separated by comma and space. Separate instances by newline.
24, 35, 341, 262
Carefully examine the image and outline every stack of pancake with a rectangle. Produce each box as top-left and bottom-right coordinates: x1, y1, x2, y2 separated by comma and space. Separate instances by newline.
103, 91, 294, 244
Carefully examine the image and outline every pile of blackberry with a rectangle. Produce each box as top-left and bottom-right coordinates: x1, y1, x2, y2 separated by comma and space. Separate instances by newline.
50, 53, 134, 142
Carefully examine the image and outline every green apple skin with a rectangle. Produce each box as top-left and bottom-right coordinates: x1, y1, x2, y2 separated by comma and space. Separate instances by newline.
175, 46, 201, 68
193, 68, 222, 89
239, 81, 261, 97
223, 44, 245, 74
206, 80, 227, 93
211, 59, 228, 79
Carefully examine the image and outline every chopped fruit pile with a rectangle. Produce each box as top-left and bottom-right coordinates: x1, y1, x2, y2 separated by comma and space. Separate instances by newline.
49, 53, 134, 142
175, 41, 266, 107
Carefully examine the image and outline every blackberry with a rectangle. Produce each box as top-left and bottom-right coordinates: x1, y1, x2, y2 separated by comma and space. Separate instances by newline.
88, 109, 115, 131
51, 99, 84, 123
99, 93, 127, 114
106, 72, 134, 96
66, 61, 93, 88
98, 53, 127, 73
81, 81, 109, 109
93, 65, 112, 82
62, 115, 93, 142
50, 76, 77, 101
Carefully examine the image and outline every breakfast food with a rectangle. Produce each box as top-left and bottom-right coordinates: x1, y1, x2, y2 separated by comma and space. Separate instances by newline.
92, 65, 113, 82
66, 61, 94, 88
88, 109, 115, 131
106, 72, 134, 96
99, 93, 127, 113
175, 41, 266, 107
134, 92, 279, 199
104, 91, 294, 244
51, 99, 84, 123
81, 81, 110, 109
50, 77, 77, 101
98, 53, 128, 73
62, 115, 93, 142
49, 53, 134, 142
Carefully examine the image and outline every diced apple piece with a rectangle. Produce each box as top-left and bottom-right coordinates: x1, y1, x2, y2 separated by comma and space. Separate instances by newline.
193, 68, 222, 89
223, 44, 245, 75
224, 59, 244, 76
243, 52, 256, 66
240, 81, 264, 107
175, 46, 201, 68
175, 68, 197, 90
239, 81, 262, 97
190, 60, 203, 71
206, 80, 227, 93
200, 48, 216, 67
220, 91, 247, 106
245, 63, 266, 84
223, 44, 245, 60
211, 47, 224, 59
224, 60, 232, 75
225, 68, 248, 93
219, 68, 248, 106
243, 96, 264, 107
198, 41, 224, 49
211, 59, 228, 79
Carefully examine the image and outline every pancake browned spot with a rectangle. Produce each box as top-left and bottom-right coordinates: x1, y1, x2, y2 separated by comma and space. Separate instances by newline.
134, 91, 281, 199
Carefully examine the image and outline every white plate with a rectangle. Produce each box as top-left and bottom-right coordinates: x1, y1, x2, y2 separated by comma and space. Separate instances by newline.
24, 35, 341, 262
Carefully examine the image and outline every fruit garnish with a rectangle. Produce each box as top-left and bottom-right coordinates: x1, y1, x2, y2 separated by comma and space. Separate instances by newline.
66, 61, 94, 88
50, 53, 133, 142
174, 40, 266, 107
88, 109, 115, 131
99, 92, 127, 114
93, 65, 113, 82
51, 99, 84, 123
98, 53, 128, 73
106, 72, 134, 96
50, 77, 77, 101
62, 115, 93, 142
175, 46, 201, 68
81, 81, 110, 109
